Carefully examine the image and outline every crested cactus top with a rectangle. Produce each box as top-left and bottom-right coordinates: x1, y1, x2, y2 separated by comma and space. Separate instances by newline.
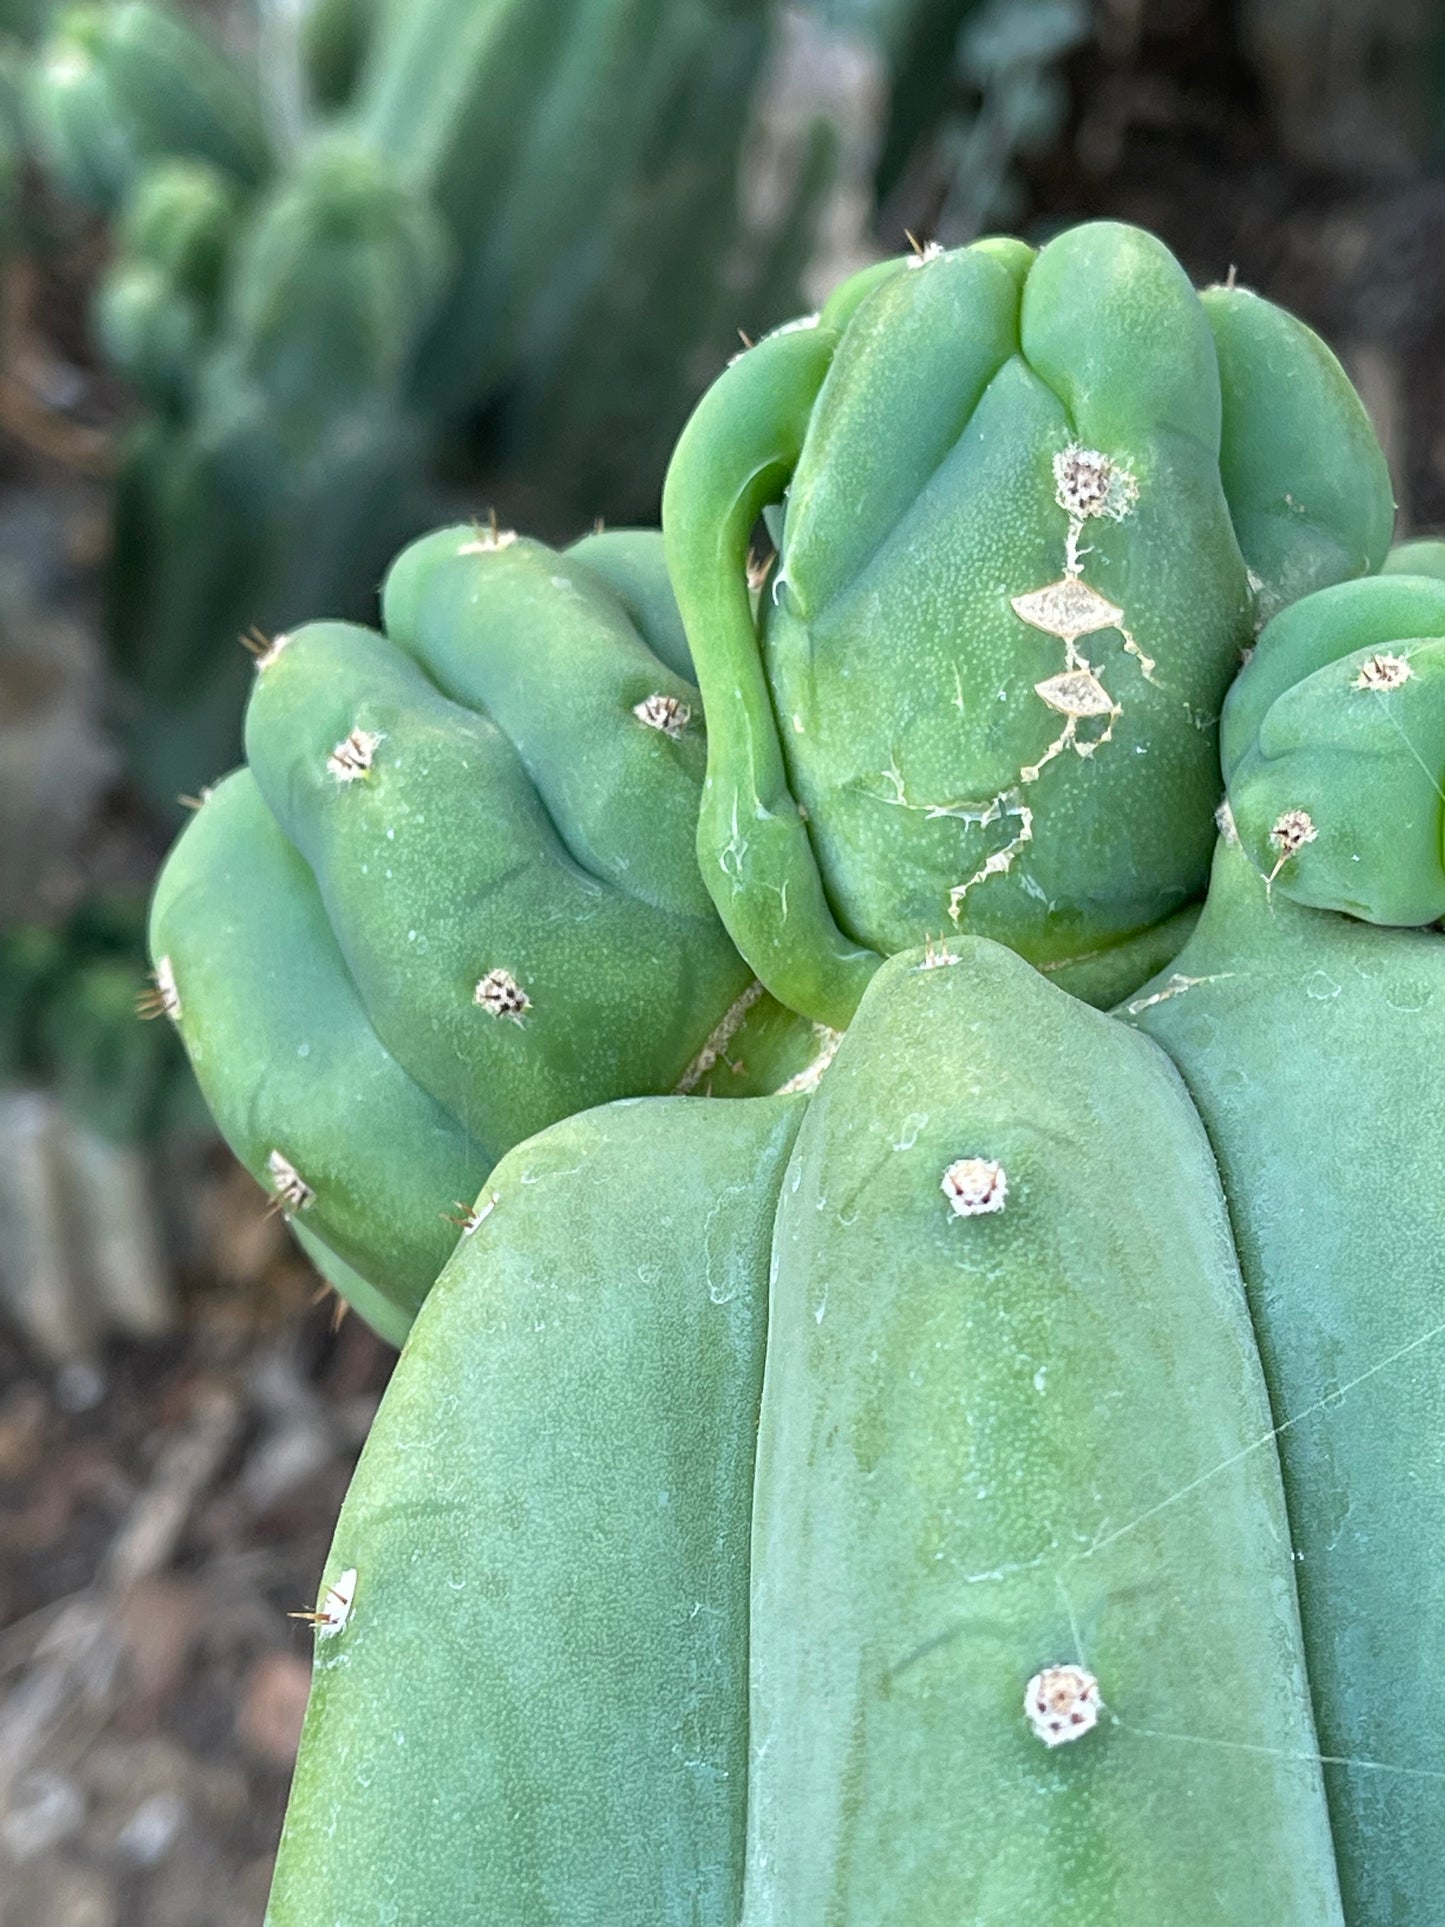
663, 219, 1394, 1028
149, 525, 821, 1329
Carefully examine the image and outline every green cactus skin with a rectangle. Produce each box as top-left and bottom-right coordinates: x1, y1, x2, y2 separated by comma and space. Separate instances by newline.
289, 1221, 411, 1350
1125, 835, 1445, 1924
27, 2, 270, 213
662, 220, 1394, 1028
745, 942, 1341, 1923
270, 942, 1342, 1920
266, 1094, 805, 1926
1221, 574, 1445, 923
244, 532, 817, 1135
1383, 535, 1445, 578
148, 771, 489, 1324
153, 529, 822, 1327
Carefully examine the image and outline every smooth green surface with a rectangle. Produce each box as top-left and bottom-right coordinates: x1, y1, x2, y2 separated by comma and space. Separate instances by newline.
267, 1094, 804, 1926
664, 220, 1393, 1027
1382, 535, 1445, 578
1221, 574, 1445, 922
1127, 838, 1445, 1924
747, 944, 1341, 1923
149, 771, 486, 1317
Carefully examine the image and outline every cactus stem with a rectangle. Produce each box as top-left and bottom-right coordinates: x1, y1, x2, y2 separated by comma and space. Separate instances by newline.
674, 980, 769, 1094
1354, 652, 1413, 691
632, 693, 692, 738
1267, 808, 1317, 881
941, 1157, 1008, 1217
327, 728, 381, 783
289, 1568, 357, 1638
136, 956, 181, 1023
1024, 1665, 1102, 1747
473, 969, 531, 1022
266, 1150, 315, 1214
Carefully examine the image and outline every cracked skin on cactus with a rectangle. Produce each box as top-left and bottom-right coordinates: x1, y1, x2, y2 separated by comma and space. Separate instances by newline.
662, 218, 1394, 1030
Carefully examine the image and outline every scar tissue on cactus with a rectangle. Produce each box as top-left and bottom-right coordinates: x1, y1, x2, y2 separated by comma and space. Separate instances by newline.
267, 945, 1344, 1925
663, 219, 1393, 1028
148, 525, 824, 1336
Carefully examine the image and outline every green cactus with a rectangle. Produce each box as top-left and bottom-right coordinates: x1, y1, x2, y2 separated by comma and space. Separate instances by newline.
26, 1, 270, 212
111, 137, 449, 801
1220, 573, 1445, 923
94, 158, 239, 416
268, 944, 1343, 1924
149, 525, 824, 1332
17, 0, 824, 803
0, 896, 196, 1360
1125, 833, 1445, 1922
1382, 533, 1445, 578
662, 220, 1393, 1027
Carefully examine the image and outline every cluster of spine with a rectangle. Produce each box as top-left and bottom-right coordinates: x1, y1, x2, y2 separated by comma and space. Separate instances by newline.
17, 0, 831, 802
138, 218, 1438, 1922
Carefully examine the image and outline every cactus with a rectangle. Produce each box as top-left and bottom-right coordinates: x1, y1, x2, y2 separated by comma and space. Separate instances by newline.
149, 525, 824, 1332
127, 210, 1445, 1916
110, 137, 447, 800
267, 945, 1344, 1924
662, 220, 1393, 1027
1219, 572, 1445, 923
25, 1, 270, 212
20, 0, 826, 803
1125, 832, 1445, 1923
94, 157, 240, 417
0, 897, 193, 1360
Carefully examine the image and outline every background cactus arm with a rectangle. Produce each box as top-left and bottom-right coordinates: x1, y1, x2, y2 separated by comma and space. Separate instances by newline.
1383, 536, 1445, 579
663, 322, 880, 1029
148, 772, 489, 1322
1203, 284, 1396, 623
267, 1093, 805, 1925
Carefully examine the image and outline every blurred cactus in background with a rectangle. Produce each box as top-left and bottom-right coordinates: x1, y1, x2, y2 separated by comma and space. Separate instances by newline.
13, 0, 831, 803
0, 894, 198, 1363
